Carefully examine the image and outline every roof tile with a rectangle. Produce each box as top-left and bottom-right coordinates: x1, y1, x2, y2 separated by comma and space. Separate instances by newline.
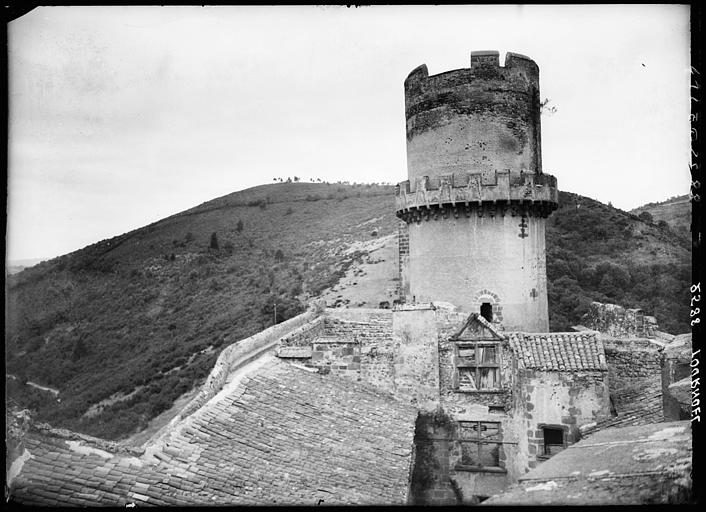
509, 332, 607, 371
10, 359, 416, 506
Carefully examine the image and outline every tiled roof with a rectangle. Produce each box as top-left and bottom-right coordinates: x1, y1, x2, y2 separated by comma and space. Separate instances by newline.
484, 421, 692, 505
508, 332, 607, 371
9, 357, 417, 506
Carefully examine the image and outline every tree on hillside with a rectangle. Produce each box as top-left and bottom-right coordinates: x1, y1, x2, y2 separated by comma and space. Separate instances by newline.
210, 232, 219, 250
70, 335, 88, 362
638, 211, 653, 223
236, 219, 243, 232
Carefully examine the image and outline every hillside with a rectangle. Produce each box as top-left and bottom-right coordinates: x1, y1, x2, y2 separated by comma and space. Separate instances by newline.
630, 194, 691, 234
6, 258, 49, 275
5, 183, 691, 441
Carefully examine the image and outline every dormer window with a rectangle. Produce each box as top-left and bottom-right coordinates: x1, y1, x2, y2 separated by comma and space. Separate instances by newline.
455, 342, 501, 390
450, 312, 505, 393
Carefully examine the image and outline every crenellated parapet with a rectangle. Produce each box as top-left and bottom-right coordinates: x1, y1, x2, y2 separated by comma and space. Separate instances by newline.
404, 51, 544, 181
404, 51, 539, 105
395, 170, 558, 223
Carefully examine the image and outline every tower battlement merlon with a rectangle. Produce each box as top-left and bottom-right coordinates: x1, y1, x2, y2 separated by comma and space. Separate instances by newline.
470, 50, 500, 67
394, 170, 558, 220
404, 51, 539, 97
403, 50, 543, 177
395, 170, 557, 193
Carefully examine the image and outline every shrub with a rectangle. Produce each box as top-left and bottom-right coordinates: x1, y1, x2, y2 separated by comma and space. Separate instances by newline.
637, 211, 653, 223
209, 232, 219, 250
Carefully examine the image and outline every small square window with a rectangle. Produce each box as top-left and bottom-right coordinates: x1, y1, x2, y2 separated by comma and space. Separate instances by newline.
542, 426, 566, 457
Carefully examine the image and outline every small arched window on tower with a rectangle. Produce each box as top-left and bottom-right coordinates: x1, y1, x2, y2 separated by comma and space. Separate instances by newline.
480, 302, 493, 323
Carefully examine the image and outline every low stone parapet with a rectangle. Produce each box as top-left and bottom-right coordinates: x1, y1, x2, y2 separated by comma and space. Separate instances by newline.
179, 309, 321, 419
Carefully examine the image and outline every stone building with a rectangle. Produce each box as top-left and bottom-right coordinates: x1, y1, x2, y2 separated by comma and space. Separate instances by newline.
275, 303, 612, 504
6, 50, 690, 506
484, 421, 692, 505
396, 50, 558, 332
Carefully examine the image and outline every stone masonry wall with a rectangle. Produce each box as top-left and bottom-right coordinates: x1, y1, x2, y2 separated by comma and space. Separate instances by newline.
392, 305, 440, 410
602, 337, 663, 397
277, 316, 325, 347
406, 213, 549, 332
279, 309, 397, 393
324, 310, 395, 389
310, 339, 361, 382
662, 335, 692, 421
582, 302, 658, 338
398, 221, 410, 302
404, 52, 542, 180
514, 370, 610, 473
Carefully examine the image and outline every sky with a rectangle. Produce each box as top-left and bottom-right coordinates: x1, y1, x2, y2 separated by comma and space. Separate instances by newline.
7, 5, 691, 262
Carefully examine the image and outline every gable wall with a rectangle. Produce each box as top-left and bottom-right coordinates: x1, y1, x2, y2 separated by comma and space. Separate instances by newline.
513, 369, 610, 472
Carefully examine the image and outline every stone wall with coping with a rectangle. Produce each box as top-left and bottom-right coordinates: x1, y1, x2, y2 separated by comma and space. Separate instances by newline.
277, 316, 325, 348
582, 302, 659, 338
179, 309, 320, 419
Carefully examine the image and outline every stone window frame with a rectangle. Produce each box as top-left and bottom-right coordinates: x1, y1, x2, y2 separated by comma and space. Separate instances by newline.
453, 341, 502, 392
471, 290, 503, 324
537, 423, 569, 460
454, 420, 507, 473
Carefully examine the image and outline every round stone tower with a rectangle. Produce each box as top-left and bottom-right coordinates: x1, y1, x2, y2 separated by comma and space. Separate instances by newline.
395, 51, 559, 332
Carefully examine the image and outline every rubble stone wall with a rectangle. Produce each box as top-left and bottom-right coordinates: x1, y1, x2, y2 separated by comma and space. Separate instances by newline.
398, 221, 410, 302
582, 302, 658, 338
602, 338, 663, 393
393, 306, 440, 410
515, 370, 610, 472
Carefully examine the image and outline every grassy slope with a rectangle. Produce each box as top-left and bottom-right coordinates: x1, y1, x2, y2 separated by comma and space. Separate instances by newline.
6, 183, 395, 439
5, 183, 691, 440
630, 194, 691, 233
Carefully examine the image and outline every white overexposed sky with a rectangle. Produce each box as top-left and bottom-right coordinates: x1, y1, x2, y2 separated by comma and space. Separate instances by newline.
7, 5, 691, 261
